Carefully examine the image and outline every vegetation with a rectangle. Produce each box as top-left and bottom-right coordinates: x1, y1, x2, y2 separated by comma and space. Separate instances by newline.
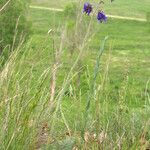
0, 0, 150, 149
31, 0, 150, 18
0, 0, 31, 65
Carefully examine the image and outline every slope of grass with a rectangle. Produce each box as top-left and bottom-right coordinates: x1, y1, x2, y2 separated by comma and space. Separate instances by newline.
31, 0, 150, 18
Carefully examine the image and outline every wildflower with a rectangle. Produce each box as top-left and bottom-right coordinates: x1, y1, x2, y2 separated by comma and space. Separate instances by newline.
83, 2, 92, 15
97, 11, 107, 22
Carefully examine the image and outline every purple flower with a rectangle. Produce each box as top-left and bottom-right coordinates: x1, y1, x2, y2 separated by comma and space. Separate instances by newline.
97, 11, 107, 22
83, 2, 92, 15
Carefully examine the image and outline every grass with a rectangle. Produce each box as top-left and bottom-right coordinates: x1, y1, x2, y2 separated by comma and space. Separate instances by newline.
31, 0, 150, 18
0, 1, 150, 149
30, 8, 150, 100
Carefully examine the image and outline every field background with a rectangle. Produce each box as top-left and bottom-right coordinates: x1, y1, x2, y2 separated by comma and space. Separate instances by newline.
29, 0, 150, 105
31, 0, 150, 18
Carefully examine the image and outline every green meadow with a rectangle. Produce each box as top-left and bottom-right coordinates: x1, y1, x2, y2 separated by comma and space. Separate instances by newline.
0, 0, 150, 149
31, 0, 150, 18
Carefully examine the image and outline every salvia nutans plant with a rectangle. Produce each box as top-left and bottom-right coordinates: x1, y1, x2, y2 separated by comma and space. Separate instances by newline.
83, 0, 114, 22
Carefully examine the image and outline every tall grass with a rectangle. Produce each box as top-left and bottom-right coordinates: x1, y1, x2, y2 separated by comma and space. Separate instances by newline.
0, 2, 150, 150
